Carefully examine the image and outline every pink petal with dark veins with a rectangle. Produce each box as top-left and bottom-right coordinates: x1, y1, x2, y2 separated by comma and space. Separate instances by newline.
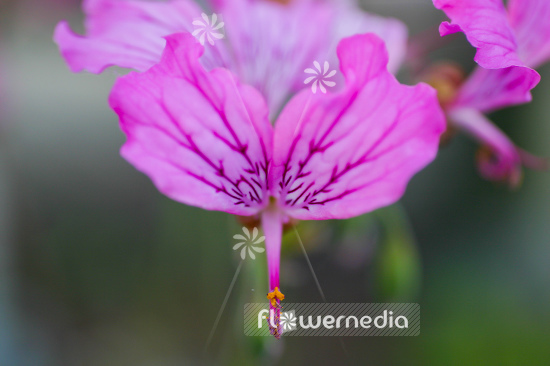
271, 34, 446, 220
109, 33, 273, 215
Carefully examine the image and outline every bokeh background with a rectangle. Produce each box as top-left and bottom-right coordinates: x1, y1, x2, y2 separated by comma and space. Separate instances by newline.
0, 0, 549, 365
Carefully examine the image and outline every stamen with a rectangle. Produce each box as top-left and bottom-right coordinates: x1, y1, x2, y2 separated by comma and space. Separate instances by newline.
422, 62, 465, 107
267, 287, 285, 307
267, 287, 285, 339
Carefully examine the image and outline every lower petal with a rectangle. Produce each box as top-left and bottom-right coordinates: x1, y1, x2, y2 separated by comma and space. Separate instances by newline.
453, 66, 540, 113
109, 34, 272, 215
271, 34, 445, 220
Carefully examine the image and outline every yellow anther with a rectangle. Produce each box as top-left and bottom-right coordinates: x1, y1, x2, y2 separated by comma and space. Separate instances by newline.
267, 287, 285, 307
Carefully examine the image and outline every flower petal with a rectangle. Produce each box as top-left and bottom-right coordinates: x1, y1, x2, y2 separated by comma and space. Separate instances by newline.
54, 0, 205, 73
217, 0, 334, 114
433, 0, 523, 69
448, 108, 523, 187
508, 0, 550, 68
331, 3, 408, 74
210, 0, 407, 114
454, 66, 540, 113
271, 34, 445, 220
109, 33, 273, 215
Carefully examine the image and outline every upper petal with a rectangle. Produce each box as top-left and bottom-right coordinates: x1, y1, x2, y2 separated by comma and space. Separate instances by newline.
433, 0, 523, 69
217, 0, 407, 115
270, 34, 446, 220
109, 33, 273, 215
217, 0, 334, 115
54, 0, 209, 73
508, 0, 550, 68
331, 2, 408, 74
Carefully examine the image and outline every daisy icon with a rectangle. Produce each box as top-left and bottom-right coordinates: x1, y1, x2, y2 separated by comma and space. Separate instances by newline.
280, 311, 297, 332
192, 13, 225, 46
304, 61, 337, 94
233, 227, 265, 260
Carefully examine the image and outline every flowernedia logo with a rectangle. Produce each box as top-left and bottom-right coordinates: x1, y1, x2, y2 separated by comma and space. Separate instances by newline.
259, 309, 408, 333
233, 227, 265, 260
192, 13, 225, 46
279, 310, 297, 332
244, 303, 420, 336
304, 61, 337, 94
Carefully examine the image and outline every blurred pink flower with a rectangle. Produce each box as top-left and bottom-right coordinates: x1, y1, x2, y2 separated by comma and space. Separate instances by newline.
54, 0, 408, 114
433, 0, 548, 186
109, 33, 445, 337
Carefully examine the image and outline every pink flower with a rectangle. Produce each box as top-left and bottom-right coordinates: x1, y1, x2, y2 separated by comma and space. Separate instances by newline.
432, 0, 548, 186
54, 0, 408, 114
109, 32, 445, 337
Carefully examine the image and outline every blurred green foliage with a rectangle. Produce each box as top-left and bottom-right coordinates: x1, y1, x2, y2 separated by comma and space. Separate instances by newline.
373, 205, 422, 302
